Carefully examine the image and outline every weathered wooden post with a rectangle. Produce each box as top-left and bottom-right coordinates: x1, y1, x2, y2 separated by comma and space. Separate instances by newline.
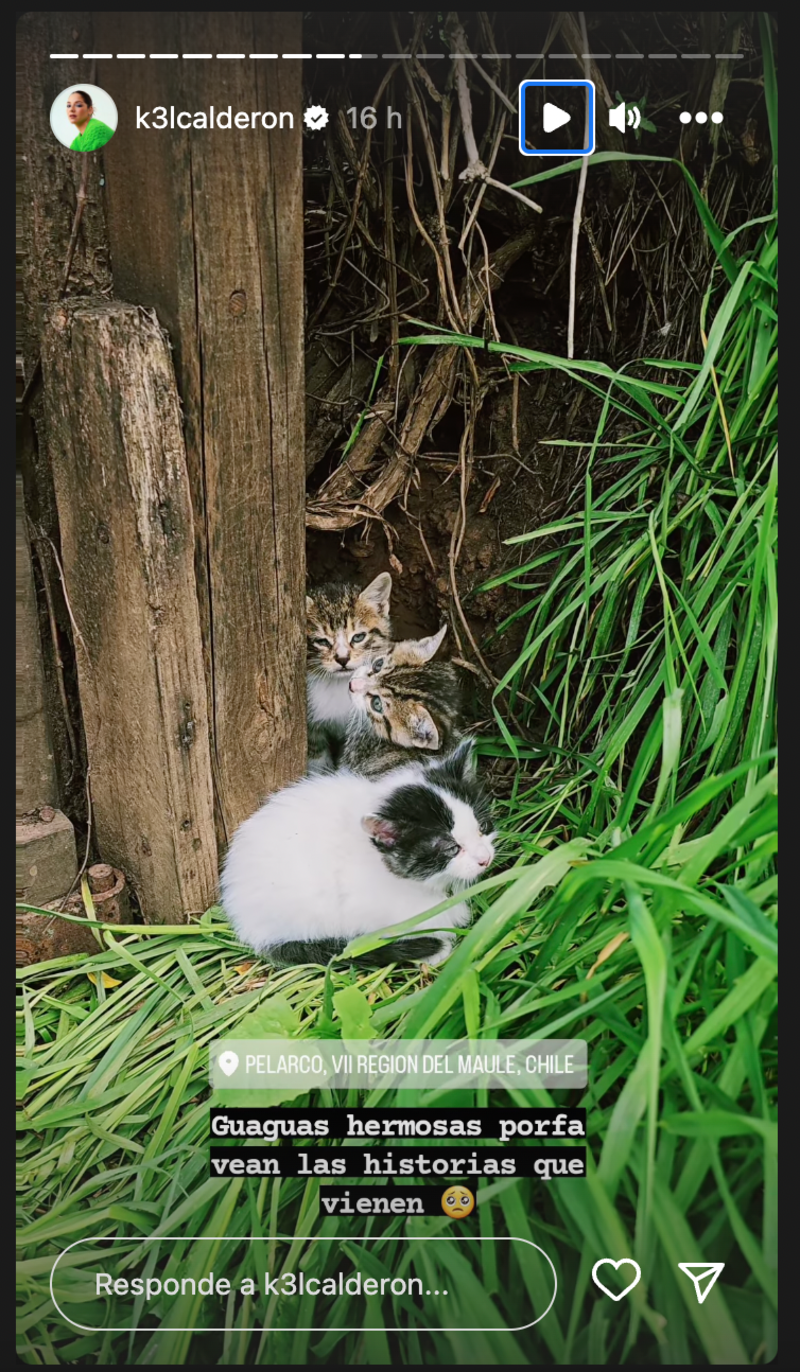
18, 13, 307, 921
95, 12, 307, 841
16, 14, 111, 911
16, 471, 77, 906
41, 301, 219, 919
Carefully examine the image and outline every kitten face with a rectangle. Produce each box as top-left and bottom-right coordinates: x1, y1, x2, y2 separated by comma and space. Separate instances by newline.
306, 572, 391, 677
362, 742, 495, 883
348, 641, 459, 754
355, 623, 448, 676
351, 680, 440, 751
348, 625, 448, 693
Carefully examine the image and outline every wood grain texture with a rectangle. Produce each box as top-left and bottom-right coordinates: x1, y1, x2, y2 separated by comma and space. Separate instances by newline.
97, 13, 307, 839
17, 12, 113, 360
17, 14, 115, 819
16, 474, 57, 815
41, 302, 218, 921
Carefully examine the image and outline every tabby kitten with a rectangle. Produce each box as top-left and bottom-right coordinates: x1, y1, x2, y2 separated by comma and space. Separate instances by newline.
306, 572, 392, 774
353, 624, 450, 678
344, 629, 466, 778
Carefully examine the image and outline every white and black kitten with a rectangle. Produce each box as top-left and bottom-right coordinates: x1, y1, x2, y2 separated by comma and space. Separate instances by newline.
305, 572, 392, 774
220, 739, 495, 968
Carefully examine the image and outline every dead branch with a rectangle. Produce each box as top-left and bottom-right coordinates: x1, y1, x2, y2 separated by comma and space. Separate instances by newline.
567, 14, 591, 359
448, 16, 543, 215
60, 153, 90, 296
558, 12, 631, 184
306, 227, 537, 531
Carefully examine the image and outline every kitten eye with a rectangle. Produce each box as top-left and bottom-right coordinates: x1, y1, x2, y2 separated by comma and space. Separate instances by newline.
371, 657, 384, 672
369, 695, 384, 714
438, 838, 459, 858
313, 637, 331, 648
350, 632, 367, 644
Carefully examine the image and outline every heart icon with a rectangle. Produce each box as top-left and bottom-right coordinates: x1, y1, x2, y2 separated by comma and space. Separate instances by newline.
217, 1050, 239, 1078
591, 1258, 642, 1301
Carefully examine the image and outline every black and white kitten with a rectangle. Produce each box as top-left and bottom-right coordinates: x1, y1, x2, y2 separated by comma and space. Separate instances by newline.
220, 740, 495, 968
305, 572, 392, 774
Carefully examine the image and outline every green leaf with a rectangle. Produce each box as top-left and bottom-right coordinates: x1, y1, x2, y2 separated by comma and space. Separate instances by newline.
228, 993, 299, 1039
662, 1110, 777, 1143
332, 985, 376, 1039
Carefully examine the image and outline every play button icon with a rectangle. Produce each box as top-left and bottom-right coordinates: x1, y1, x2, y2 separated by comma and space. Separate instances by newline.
543, 102, 571, 134
519, 79, 596, 156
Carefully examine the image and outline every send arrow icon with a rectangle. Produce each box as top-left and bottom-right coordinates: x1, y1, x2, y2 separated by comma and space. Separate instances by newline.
543, 102, 571, 133
678, 1263, 725, 1304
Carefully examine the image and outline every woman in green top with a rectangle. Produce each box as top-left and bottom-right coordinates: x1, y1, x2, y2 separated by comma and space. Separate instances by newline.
66, 90, 115, 151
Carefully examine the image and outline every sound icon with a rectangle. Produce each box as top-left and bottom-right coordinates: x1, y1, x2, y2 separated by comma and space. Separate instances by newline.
609, 101, 641, 132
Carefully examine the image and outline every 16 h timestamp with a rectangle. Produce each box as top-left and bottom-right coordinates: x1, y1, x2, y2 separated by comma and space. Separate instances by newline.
346, 105, 402, 128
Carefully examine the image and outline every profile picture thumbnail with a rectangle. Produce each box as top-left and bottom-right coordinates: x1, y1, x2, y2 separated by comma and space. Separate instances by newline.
49, 83, 118, 152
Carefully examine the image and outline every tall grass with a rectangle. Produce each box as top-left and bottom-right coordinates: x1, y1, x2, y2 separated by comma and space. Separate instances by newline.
17, 82, 777, 1371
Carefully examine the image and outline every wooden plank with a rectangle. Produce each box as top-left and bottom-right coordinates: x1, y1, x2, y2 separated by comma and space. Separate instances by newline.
17, 12, 113, 354
16, 474, 57, 814
88, 15, 212, 788
96, 13, 307, 838
16, 809, 77, 906
17, 14, 113, 820
41, 301, 218, 921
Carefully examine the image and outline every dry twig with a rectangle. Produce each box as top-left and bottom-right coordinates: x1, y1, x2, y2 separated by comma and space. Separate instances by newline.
28, 522, 78, 776
60, 153, 90, 296
448, 17, 543, 216
567, 14, 591, 359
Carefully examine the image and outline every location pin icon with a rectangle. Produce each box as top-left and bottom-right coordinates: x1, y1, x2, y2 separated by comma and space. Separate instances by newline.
218, 1050, 239, 1078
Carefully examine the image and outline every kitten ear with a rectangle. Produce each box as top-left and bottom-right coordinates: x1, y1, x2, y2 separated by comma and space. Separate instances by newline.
392, 623, 448, 666
450, 736, 477, 777
359, 572, 392, 615
306, 594, 315, 616
362, 814, 398, 847
408, 704, 440, 750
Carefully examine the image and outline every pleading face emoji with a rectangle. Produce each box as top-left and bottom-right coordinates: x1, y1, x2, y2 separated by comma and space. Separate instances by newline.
441, 1185, 475, 1219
